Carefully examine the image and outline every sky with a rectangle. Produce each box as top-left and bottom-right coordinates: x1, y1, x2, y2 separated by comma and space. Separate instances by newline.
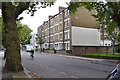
19, 0, 70, 34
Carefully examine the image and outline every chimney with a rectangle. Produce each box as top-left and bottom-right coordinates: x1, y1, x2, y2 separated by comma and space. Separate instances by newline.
49, 15, 53, 20
59, 6, 66, 12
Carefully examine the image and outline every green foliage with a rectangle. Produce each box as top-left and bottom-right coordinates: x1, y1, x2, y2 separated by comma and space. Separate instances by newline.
118, 43, 120, 53
118, 33, 120, 42
1, 19, 32, 46
46, 48, 50, 50
0, 17, 2, 46
67, 2, 120, 35
62, 48, 65, 50
51, 48, 55, 50
37, 33, 45, 45
0, 17, 5, 47
84, 53, 120, 57
25, 1, 55, 16
16, 21, 32, 45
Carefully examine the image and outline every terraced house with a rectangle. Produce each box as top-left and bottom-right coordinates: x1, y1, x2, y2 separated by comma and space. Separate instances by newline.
37, 6, 100, 50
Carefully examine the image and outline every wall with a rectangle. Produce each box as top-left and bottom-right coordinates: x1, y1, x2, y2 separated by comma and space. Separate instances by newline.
71, 7, 98, 28
44, 50, 68, 54
72, 46, 116, 56
72, 26, 101, 46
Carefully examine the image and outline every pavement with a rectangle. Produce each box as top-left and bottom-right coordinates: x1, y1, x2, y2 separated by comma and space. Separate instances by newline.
0, 51, 34, 79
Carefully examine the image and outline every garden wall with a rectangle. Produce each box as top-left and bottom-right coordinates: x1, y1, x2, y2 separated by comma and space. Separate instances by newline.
72, 46, 117, 56
44, 50, 70, 54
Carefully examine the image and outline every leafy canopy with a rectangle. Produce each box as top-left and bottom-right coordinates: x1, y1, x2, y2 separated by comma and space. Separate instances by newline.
68, 1, 120, 35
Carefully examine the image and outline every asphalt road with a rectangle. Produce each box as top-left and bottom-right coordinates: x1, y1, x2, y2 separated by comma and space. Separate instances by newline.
0, 51, 3, 79
21, 51, 116, 78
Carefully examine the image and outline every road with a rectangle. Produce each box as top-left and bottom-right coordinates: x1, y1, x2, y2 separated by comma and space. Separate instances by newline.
21, 51, 117, 78
0, 51, 3, 80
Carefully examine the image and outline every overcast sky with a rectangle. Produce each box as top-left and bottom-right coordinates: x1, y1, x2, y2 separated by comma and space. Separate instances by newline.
19, 0, 70, 34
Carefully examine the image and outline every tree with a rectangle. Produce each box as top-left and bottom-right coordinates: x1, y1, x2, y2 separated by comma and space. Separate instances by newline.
0, 17, 2, 47
2, 20, 32, 47
17, 21, 32, 45
67, 1, 120, 55
37, 33, 45, 52
1, 1, 55, 72
118, 33, 120, 43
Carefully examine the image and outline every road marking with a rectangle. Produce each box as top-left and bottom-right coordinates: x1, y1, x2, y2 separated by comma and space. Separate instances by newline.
51, 68, 56, 71
60, 72, 66, 74
70, 76, 77, 78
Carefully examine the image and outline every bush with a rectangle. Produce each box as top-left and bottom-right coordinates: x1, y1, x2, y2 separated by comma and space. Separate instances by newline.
51, 48, 55, 50
118, 43, 120, 53
46, 48, 50, 50
66, 50, 72, 53
62, 48, 65, 50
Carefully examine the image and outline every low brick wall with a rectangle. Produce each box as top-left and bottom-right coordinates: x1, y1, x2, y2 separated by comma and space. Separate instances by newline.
44, 50, 71, 54
44, 50, 54, 53
72, 46, 117, 56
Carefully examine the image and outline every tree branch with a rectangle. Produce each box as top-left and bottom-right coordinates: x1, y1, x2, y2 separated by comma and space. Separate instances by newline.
15, 2, 30, 19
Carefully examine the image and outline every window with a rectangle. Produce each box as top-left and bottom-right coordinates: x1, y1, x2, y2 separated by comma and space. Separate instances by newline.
65, 43, 67, 50
105, 44, 107, 46
65, 9, 69, 17
67, 10, 69, 16
60, 23, 62, 30
104, 34, 107, 39
45, 31, 46, 36
55, 25, 58, 33
67, 20, 69, 27
55, 44, 58, 50
65, 32, 68, 39
65, 21, 67, 28
48, 29, 49, 35
50, 36, 53, 41
48, 37, 49, 42
50, 44, 53, 48
48, 21, 49, 26
50, 28, 53, 34
45, 37, 46, 41
65, 9, 67, 17
60, 12, 62, 21
56, 16, 58, 23
50, 18, 53, 25
45, 23, 47, 29
68, 43, 70, 50
68, 31, 70, 39
55, 35, 58, 41
60, 33, 62, 40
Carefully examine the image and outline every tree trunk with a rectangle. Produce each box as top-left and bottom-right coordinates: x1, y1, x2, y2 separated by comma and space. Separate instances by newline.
40, 44, 42, 52
2, 3, 23, 72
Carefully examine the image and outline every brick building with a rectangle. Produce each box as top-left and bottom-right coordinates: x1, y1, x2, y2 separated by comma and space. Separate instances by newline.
37, 6, 100, 50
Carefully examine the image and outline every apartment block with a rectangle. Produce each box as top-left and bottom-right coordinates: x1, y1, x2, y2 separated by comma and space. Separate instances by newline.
37, 6, 100, 50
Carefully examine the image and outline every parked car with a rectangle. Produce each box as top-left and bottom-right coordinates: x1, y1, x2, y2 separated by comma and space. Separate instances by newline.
2, 48, 6, 50
107, 63, 120, 80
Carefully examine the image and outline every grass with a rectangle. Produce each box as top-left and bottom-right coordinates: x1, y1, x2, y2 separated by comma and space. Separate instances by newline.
83, 53, 120, 57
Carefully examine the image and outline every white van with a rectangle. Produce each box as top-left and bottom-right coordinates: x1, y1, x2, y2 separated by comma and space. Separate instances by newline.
25, 45, 34, 52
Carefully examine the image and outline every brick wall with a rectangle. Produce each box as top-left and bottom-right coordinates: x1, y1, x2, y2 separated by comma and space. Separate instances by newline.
72, 46, 117, 56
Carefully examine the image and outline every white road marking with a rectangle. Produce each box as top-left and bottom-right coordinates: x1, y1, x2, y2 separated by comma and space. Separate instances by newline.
60, 72, 66, 74
51, 68, 56, 71
70, 76, 77, 78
